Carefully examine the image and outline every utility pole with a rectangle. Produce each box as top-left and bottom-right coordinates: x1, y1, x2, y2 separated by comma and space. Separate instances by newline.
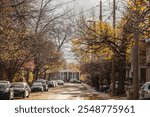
133, 0, 140, 100
111, 0, 116, 96
113, 0, 116, 29
99, 0, 102, 22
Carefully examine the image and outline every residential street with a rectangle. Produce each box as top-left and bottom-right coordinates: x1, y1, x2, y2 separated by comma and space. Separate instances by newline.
15, 83, 126, 100
1, 0, 150, 100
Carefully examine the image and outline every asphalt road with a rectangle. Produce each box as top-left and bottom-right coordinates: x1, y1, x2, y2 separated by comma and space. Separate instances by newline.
15, 83, 126, 100
16, 83, 90, 100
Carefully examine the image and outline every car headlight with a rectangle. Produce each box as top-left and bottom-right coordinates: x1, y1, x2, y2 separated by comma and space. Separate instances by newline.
4, 88, 9, 92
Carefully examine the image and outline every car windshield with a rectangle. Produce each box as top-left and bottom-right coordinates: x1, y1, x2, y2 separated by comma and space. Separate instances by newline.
141, 83, 149, 90
57, 80, 63, 82
11, 84, 24, 88
36, 80, 47, 85
33, 83, 42, 86
0, 83, 7, 89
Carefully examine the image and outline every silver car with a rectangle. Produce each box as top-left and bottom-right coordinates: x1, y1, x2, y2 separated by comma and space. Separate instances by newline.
139, 82, 150, 99
56, 80, 64, 85
11, 82, 31, 98
31, 82, 44, 92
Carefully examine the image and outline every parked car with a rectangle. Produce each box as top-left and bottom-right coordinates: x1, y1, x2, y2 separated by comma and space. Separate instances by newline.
70, 79, 81, 83
139, 82, 150, 99
10, 82, 31, 98
0, 81, 14, 100
56, 80, 64, 85
31, 82, 44, 92
99, 85, 110, 93
35, 79, 48, 91
48, 80, 58, 87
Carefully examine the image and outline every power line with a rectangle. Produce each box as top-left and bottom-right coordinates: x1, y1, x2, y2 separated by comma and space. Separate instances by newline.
66, 0, 117, 22
104, 11, 113, 22
73, 0, 112, 17
104, 0, 123, 22
77, 1, 116, 18
74, 5, 99, 17
61, 0, 77, 6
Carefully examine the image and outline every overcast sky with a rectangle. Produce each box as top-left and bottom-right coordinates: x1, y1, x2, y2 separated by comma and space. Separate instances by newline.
61, 0, 101, 9
72, 0, 101, 9
59, 0, 122, 23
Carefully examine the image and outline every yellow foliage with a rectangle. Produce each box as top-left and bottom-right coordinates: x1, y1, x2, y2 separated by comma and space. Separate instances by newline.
72, 21, 115, 63
13, 71, 25, 82
28, 72, 34, 83
128, 0, 149, 11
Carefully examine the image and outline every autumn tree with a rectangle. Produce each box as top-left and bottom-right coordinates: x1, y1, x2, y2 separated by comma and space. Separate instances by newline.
29, 0, 72, 79
72, 14, 137, 95
0, 0, 33, 82
124, 0, 150, 99
0, 0, 71, 82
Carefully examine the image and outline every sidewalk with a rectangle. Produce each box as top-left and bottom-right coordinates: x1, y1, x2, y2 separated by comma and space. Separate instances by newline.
82, 83, 127, 100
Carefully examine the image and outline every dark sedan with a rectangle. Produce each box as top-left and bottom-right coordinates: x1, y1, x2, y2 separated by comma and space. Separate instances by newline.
0, 81, 14, 100
48, 81, 54, 87
35, 79, 48, 92
11, 82, 31, 98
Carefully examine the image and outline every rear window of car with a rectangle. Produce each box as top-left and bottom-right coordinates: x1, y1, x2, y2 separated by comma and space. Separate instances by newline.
33, 83, 42, 86
0, 83, 7, 88
11, 84, 24, 88
148, 85, 150, 90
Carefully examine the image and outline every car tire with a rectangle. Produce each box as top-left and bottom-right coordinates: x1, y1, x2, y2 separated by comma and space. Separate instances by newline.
22, 90, 29, 98
22, 92, 26, 98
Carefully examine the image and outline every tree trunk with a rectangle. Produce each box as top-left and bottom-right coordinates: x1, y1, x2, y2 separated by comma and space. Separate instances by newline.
0, 64, 6, 80
117, 53, 126, 95
33, 67, 40, 80
94, 74, 100, 91
5, 70, 15, 82
111, 56, 116, 95
26, 71, 30, 83
99, 74, 103, 92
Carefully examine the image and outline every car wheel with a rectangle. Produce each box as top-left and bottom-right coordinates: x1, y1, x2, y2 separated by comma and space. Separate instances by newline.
23, 90, 29, 98
22, 92, 26, 98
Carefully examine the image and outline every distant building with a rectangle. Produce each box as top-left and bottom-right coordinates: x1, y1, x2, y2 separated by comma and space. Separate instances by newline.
129, 38, 150, 83
48, 70, 80, 82
59, 70, 80, 82
145, 39, 150, 81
